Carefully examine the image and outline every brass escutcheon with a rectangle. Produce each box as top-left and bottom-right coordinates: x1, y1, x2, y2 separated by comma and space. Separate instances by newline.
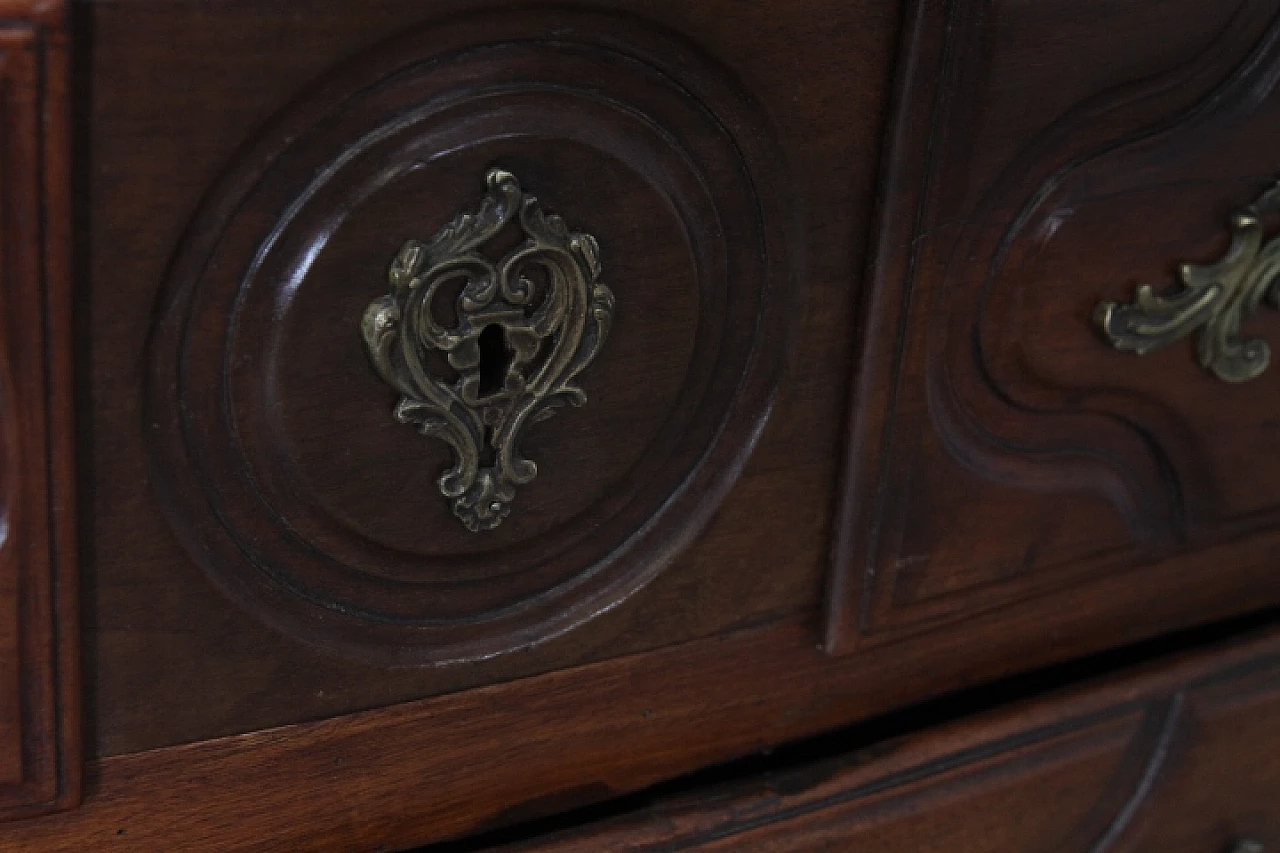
1096, 180, 1280, 383
362, 168, 615, 531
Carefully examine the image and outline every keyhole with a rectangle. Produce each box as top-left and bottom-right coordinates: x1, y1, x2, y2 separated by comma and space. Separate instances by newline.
477, 324, 511, 398
478, 426, 496, 469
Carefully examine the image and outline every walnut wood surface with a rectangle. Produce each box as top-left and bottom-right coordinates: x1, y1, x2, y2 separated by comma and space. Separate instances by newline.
82, 0, 884, 755
0, 0, 1268, 845
829, 0, 1280, 652
80, 0, 1280, 759
1, 615, 1277, 850
143, 8, 800, 665
0, 0, 80, 821
506, 627, 1280, 853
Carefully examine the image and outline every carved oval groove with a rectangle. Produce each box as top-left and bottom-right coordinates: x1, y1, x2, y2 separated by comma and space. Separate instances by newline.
146, 10, 798, 665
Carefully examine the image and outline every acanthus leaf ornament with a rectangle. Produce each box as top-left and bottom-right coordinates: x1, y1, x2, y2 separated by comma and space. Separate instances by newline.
362, 167, 615, 531
1095, 180, 1280, 383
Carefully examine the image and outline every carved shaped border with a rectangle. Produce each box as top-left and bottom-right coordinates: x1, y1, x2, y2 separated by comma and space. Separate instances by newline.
930, 1, 1280, 537
435, 630, 1280, 852
0, 0, 80, 821
146, 9, 799, 665
829, 0, 1280, 652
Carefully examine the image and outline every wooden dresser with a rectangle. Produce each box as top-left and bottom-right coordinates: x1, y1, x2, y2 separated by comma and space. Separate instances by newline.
0, 0, 1277, 849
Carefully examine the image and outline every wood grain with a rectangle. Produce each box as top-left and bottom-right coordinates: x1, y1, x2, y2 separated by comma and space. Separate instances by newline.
0, 0, 80, 822
83, 0, 887, 755
503, 627, 1280, 853
829, 0, 1280, 653
143, 8, 799, 665
3, 603, 1279, 848
7, 0, 1271, 845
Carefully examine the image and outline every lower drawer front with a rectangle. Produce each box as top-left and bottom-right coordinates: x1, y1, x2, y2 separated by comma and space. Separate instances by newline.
510, 629, 1280, 852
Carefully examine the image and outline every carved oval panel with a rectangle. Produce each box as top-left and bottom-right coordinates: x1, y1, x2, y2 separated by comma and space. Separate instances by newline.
146, 10, 797, 665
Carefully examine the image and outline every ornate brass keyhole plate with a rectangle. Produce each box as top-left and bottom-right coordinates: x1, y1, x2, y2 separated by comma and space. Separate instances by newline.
1096, 180, 1280, 383
146, 13, 796, 662
363, 168, 615, 531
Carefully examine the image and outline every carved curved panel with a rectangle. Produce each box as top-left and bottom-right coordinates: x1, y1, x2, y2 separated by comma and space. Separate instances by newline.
1079, 675, 1280, 853
147, 10, 798, 665
829, 0, 1280, 651
507, 632, 1280, 852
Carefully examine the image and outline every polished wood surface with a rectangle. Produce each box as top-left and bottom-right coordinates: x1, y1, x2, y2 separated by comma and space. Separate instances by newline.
0, 0, 1273, 847
3, 617, 1278, 850
82, 0, 880, 756
0, 0, 80, 821
507, 627, 1280, 853
143, 7, 799, 666
78, 0, 1280, 759
829, 0, 1280, 653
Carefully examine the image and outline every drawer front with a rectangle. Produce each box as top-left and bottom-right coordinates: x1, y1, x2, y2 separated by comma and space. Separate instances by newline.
84, 0, 1279, 765
1, 0, 1274, 845
143, 8, 799, 667
829, 0, 1280, 652
82, 0, 864, 758
511, 629, 1280, 853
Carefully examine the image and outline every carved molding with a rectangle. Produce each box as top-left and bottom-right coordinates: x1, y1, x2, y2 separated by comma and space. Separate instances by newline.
829, 0, 1280, 653
474, 636, 1280, 851
929, 3, 1280, 542
0, 0, 81, 820
146, 10, 797, 665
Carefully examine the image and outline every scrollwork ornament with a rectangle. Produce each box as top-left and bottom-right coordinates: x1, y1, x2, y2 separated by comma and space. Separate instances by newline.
1096, 179, 1280, 383
362, 167, 615, 531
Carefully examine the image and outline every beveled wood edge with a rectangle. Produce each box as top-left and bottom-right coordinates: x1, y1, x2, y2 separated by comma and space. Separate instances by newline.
826, 0, 950, 654
45, 0, 81, 818
826, 0, 1280, 656
140, 4, 803, 667
0, 0, 81, 821
0, 523, 1275, 850
501, 625, 1280, 852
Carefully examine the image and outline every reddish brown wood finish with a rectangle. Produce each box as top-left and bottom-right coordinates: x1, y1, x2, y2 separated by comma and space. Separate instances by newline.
507, 628, 1280, 853
0, 0, 80, 822
0, 0, 1267, 846
82, 0, 1280, 763
829, 0, 1280, 653
143, 8, 799, 666
1, 615, 1278, 850
83, 0, 885, 756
